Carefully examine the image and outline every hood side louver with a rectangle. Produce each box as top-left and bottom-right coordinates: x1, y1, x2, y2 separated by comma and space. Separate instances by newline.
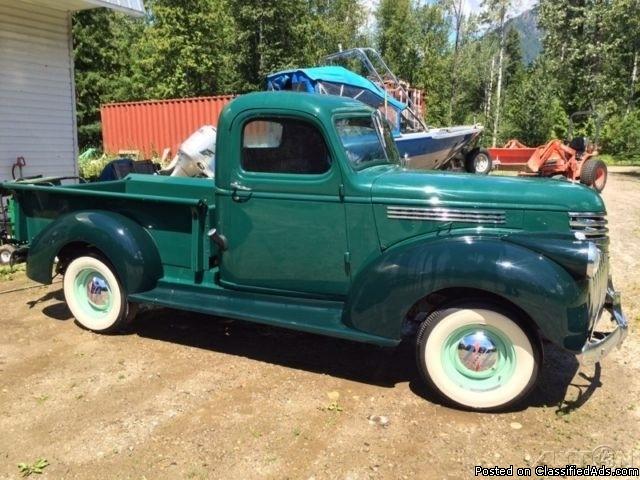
387, 206, 506, 224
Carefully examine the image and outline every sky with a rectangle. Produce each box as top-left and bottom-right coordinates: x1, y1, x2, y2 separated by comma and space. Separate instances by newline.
460, 0, 537, 16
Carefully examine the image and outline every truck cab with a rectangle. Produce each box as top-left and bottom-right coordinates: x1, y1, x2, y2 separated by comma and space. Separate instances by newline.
1, 92, 627, 412
213, 93, 370, 296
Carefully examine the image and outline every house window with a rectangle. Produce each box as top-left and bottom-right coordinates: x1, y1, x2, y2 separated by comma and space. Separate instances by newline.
242, 118, 331, 174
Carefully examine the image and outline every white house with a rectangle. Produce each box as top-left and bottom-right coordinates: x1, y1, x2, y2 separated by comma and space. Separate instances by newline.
0, 0, 145, 181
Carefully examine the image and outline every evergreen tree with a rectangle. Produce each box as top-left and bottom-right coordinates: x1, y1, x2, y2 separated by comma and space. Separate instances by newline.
448, 14, 495, 125
501, 59, 566, 146
71, 0, 640, 160
538, 0, 628, 114
72, 9, 143, 148
130, 0, 240, 98
503, 26, 524, 88
230, 0, 364, 91
375, 0, 451, 125
481, 0, 512, 146
376, 0, 422, 83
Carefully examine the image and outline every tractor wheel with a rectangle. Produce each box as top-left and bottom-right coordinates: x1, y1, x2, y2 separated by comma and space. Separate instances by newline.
0, 244, 15, 265
580, 158, 608, 193
465, 148, 492, 175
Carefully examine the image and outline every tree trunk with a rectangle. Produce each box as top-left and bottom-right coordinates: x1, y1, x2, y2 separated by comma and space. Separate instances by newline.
628, 49, 638, 113
491, 8, 506, 147
485, 55, 496, 122
257, 14, 264, 82
448, 0, 464, 124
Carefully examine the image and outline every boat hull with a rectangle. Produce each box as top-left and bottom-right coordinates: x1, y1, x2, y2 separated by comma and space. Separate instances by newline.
396, 126, 482, 170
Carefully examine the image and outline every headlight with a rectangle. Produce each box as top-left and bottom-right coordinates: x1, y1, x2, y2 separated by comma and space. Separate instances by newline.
586, 242, 601, 278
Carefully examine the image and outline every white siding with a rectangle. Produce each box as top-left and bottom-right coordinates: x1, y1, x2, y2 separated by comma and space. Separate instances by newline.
0, 1, 77, 180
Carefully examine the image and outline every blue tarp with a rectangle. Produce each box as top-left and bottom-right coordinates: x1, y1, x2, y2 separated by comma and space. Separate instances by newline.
266, 66, 406, 112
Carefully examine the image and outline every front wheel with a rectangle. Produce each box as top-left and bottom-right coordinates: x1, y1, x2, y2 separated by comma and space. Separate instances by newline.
63, 254, 137, 333
416, 304, 541, 411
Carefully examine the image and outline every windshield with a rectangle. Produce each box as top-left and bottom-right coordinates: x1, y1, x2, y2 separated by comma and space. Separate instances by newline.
335, 114, 400, 171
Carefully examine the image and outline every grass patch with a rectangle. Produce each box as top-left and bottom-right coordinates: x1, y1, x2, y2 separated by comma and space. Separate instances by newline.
0, 263, 25, 282
600, 154, 640, 166
17, 459, 49, 477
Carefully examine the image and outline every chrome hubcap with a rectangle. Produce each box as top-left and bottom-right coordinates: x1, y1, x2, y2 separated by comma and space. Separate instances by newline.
86, 275, 110, 310
457, 330, 499, 372
0, 251, 10, 263
442, 325, 515, 390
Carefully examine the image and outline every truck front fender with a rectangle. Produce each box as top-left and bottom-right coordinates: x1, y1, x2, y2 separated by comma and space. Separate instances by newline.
344, 235, 590, 351
27, 210, 162, 294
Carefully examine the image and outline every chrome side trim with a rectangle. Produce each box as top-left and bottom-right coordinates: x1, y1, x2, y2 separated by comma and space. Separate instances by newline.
387, 206, 506, 224
569, 219, 607, 227
568, 211, 607, 217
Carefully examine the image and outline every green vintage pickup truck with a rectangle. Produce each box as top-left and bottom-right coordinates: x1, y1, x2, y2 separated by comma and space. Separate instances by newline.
0, 92, 628, 411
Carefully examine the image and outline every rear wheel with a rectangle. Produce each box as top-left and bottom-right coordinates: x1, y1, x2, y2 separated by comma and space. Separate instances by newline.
580, 157, 607, 193
416, 304, 541, 411
465, 148, 492, 175
63, 254, 137, 333
0, 244, 15, 265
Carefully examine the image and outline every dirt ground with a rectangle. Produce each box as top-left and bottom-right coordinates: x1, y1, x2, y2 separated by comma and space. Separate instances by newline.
1, 167, 639, 480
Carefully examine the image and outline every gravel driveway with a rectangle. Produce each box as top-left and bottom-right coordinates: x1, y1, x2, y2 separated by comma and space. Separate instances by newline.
1, 167, 639, 479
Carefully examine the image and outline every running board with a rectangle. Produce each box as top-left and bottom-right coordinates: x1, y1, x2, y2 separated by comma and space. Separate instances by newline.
128, 282, 398, 347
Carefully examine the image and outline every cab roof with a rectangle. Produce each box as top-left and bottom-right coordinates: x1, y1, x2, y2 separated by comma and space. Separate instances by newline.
219, 91, 374, 128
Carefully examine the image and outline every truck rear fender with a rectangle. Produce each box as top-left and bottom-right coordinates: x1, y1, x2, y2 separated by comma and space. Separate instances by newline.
27, 211, 162, 294
344, 235, 589, 351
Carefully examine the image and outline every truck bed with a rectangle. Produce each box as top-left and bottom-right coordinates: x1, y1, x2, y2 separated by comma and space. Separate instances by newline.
2, 174, 217, 283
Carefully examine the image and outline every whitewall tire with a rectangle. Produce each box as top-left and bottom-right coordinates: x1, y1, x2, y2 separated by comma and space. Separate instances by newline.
63, 255, 136, 333
416, 304, 540, 411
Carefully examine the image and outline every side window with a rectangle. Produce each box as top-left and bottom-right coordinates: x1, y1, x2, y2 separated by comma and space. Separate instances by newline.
241, 118, 331, 174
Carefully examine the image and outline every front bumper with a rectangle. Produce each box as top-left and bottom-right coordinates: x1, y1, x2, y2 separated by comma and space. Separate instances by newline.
578, 282, 629, 366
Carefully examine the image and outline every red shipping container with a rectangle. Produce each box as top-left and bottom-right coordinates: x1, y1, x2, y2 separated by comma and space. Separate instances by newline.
100, 95, 235, 159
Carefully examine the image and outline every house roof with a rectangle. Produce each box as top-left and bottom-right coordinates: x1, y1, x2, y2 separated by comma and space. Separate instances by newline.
85, 0, 145, 15
18, 0, 145, 16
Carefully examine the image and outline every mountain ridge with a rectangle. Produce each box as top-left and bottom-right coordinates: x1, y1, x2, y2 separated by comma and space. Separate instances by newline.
507, 8, 542, 64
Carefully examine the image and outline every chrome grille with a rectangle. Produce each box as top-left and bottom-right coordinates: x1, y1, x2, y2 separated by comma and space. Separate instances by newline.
569, 212, 608, 241
588, 251, 609, 327
387, 206, 506, 224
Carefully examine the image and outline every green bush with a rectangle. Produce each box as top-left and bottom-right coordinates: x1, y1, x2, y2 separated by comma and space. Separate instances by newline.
601, 111, 640, 163
77, 149, 120, 180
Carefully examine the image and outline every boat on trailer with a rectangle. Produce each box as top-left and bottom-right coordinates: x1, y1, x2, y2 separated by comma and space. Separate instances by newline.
266, 48, 484, 171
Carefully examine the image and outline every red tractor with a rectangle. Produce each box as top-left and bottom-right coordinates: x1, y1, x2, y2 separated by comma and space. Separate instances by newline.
487, 111, 608, 192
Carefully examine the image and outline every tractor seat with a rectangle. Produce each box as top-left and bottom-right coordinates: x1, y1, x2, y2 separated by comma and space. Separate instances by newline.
569, 136, 588, 153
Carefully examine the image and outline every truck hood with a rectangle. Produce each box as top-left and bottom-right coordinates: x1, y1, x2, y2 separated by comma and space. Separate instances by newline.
371, 169, 605, 213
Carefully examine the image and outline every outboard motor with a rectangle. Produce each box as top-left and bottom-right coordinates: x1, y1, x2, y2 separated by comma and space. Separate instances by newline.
161, 125, 216, 178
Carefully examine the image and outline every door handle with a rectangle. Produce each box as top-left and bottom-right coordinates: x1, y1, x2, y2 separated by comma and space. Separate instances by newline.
231, 181, 252, 202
